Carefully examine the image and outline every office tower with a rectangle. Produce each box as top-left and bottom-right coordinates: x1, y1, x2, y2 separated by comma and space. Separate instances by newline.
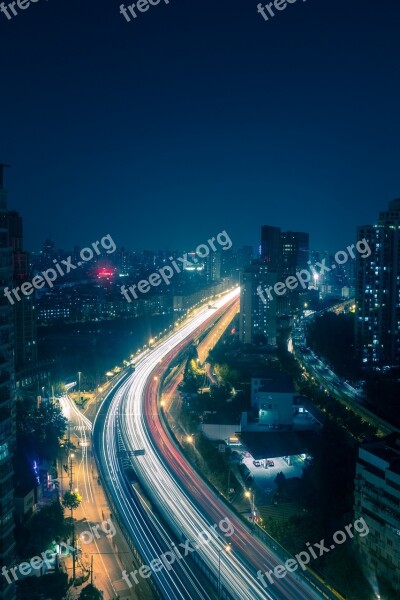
280, 231, 309, 277
40, 238, 55, 269
0, 166, 16, 600
5, 212, 37, 373
237, 246, 253, 270
260, 225, 281, 271
355, 199, 400, 367
220, 246, 253, 281
239, 263, 277, 345
280, 231, 309, 314
205, 251, 221, 283
354, 434, 400, 592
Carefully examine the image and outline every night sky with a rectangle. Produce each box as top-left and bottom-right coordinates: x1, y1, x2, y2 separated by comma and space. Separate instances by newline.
1, 0, 399, 254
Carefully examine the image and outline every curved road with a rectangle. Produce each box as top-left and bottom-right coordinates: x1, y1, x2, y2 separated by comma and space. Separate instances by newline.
105, 289, 328, 600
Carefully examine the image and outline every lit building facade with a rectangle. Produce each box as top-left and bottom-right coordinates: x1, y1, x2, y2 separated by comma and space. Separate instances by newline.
355, 199, 400, 366
0, 166, 16, 600
239, 263, 277, 345
354, 434, 400, 592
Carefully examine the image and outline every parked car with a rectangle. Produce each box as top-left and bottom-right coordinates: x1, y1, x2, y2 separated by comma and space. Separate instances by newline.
253, 460, 261, 467
267, 460, 275, 467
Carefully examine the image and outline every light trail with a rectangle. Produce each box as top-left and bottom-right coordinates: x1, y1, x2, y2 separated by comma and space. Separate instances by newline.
102, 288, 329, 600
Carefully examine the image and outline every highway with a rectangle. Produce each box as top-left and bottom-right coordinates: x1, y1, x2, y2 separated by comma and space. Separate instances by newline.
98, 289, 329, 600
291, 314, 398, 436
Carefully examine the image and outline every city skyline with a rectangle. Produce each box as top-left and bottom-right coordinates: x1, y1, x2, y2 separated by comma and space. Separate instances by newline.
1, 2, 400, 600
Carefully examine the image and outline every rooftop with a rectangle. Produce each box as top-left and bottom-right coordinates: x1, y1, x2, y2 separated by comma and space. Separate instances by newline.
362, 433, 400, 465
252, 369, 294, 394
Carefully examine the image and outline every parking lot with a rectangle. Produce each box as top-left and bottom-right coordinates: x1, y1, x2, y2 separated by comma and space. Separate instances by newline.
239, 452, 306, 492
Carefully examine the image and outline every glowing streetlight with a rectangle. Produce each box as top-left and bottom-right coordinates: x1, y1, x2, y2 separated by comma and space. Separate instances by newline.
244, 490, 255, 524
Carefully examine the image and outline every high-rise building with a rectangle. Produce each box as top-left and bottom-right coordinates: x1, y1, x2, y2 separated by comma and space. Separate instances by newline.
0, 165, 16, 600
5, 212, 37, 373
355, 199, 400, 367
280, 231, 309, 314
280, 231, 309, 277
239, 263, 277, 345
260, 225, 281, 271
205, 251, 221, 283
354, 434, 400, 592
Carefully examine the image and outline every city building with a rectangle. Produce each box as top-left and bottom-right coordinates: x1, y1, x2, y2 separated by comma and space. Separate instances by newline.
0, 165, 16, 600
354, 434, 400, 592
251, 370, 294, 426
280, 231, 309, 278
260, 225, 281, 271
239, 263, 277, 345
4, 211, 37, 373
280, 231, 309, 313
355, 199, 400, 367
205, 251, 221, 283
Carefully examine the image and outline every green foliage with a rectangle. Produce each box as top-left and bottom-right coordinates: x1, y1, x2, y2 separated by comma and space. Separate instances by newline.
275, 471, 286, 493
213, 363, 241, 388
17, 398, 67, 460
182, 347, 204, 393
16, 500, 69, 558
364, 368, 400, 428
306, 313, 359, 378
78, 584, 103, 600
301, 420, 357, 523
17, 571, 68, 600
62, 490, 82, 512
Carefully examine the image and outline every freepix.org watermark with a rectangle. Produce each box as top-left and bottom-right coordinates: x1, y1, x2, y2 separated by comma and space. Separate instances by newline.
257, 238, 371, 304
121, 517, 234, 588
257, 517, 369, 588
0, 0, 47, 21
119, 0, 171, 23
4, 234, 116, 306
257, 0, 307, 23
1, 517, 116, 584
121, 230, 233, 303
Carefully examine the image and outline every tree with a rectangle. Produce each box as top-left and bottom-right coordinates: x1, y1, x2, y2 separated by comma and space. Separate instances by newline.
275, 471, 286, 493
17, 398, 67, 460
79, 584, 103, 600
62, 490, 82, 512
16, 500, 69, 558
17, 572, 68, 600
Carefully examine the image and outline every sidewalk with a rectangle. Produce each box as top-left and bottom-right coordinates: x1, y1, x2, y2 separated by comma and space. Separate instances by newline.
58, 433, 154, 600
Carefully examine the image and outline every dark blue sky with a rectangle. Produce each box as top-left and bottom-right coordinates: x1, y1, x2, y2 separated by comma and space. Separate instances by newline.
1, 0, 399, 254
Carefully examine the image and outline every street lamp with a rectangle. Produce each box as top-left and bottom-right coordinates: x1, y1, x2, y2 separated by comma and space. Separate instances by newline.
78, 372, 81, 404
245, 490, 255, 524
218, 544, 231, 597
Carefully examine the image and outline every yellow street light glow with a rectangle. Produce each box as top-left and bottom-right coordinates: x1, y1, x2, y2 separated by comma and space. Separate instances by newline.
186, 435, 194, 444
244, 490, 251, 499
225, 544, 232, 552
